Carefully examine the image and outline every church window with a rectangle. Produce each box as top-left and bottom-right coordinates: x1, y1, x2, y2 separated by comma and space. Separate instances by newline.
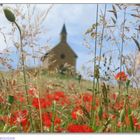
60, 53, 66, 59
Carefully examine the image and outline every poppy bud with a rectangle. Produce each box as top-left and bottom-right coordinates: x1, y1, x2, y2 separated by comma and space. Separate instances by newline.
3, 8, 15, 22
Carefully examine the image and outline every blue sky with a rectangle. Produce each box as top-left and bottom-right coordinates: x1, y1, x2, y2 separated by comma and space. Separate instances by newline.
0, 4, 139, 78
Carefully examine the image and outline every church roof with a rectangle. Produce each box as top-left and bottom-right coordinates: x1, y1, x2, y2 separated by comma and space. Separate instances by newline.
41, 24, 77, 61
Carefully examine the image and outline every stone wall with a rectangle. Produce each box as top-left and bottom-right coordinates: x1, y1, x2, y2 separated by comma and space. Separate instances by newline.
42, 41, 77, 72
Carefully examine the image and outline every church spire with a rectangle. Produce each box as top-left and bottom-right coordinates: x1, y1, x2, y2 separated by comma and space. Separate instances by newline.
61, 24, 67, 34
60, 24, 67, 42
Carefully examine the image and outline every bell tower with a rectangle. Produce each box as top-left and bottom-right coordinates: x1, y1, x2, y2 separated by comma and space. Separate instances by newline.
60, 24, 67, 42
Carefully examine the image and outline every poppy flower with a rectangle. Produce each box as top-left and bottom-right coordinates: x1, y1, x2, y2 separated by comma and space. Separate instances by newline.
28, 87, 37, 96
71, 106, 83, 120
60, 95, 71, 106
54, 91, 65, 98
53, 91, 65, 101
103, 112, 108, 119
46, 94, 54, 101
54, 117, 61, 125
0, 115, 9, 123
32, 98, 51, 109
14, 94, 25, 103
42, 112, 61, 128
117, 121, 122, 128
113, 101, 124, 110
115, 71, 128, 81
83, 93, 92, 103
67, 124, 93, 132
42, 112, 52, 128
0, 96, 4, 103
56, 126, 64, 132
9, 110, 29, 130
109, 114, 116, 120
45, 91, 66, 102
110, 93, 118, 101
133, 116, 139, 127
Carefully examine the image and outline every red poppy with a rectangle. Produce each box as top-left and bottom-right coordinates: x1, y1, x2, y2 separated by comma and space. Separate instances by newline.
53, 91, 65, 101
42, 112, 52, 128
54, 91, 65, 98
32, 98, 51, 109
115, 71, 128, 81
109, 114, 116, 120
42, 112, 61, 128
14, 94, 25, 103
71, 106, 83, 120
28, 87, 37, 96
83, 93, 92, 103
136, 124, 140, 130
46, 94, 54, 100
117, 121, 122, 128
9, 110, 29, 130
113, 101, 124, 110
54, 117, 61, 125
45, 91, 66, 102
0, 115, 9, 123
133, 116, 139, 127
56, 126, 65, 132
103, 112, 108, 119
0, 96, 4, 103
67, 124, 93, 132
110, 93, 118, 101
60, 95, 71, 106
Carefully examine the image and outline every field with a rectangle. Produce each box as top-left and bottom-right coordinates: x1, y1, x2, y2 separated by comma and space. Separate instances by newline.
0, 70, 140, 133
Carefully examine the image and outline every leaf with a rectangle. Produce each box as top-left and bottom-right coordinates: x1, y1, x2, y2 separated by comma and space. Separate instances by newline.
3, 8, 16, 22
132, 37, 140, 51
8, 95, 14, 104
120, 108, 125, 122
7, 126, 17, 132
126, 80, 130, 89
98, 106, 103, 120
128, 108, 134, 131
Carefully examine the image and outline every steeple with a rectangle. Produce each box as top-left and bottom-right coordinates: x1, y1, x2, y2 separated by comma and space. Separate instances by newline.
60, 24, 67, 42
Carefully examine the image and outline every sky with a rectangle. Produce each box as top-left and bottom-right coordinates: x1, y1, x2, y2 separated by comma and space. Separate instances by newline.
0, 4, 139, 79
